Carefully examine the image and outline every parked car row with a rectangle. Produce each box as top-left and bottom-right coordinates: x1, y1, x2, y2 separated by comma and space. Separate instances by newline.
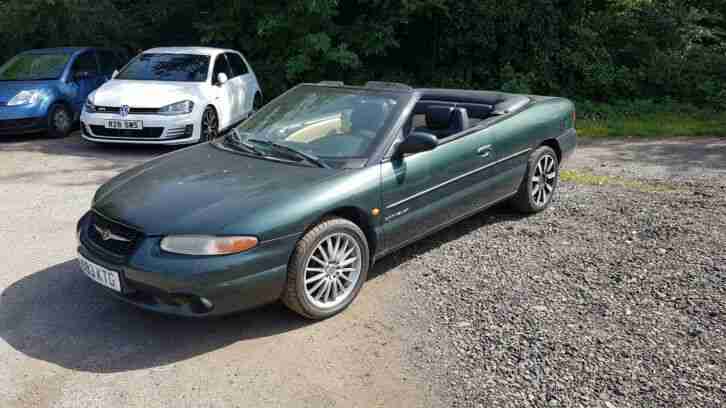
0, 46, 261, 144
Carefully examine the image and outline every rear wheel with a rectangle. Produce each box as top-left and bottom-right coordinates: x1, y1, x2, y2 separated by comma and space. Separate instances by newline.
200, 106, 218, 142
47, 104, 72, 138
282, 217, 369, 319
252, 93, 263, 113
510, 145, 559, 213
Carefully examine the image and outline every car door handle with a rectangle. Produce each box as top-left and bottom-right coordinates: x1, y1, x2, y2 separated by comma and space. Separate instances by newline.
477, 145, 493, 158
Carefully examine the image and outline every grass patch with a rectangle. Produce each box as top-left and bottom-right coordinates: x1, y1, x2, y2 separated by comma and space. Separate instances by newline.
560, 169, 678, 192
575, 100, 726, 138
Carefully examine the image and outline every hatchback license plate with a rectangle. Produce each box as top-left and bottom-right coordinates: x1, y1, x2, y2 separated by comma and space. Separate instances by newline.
78, 254, 121, 292
105, 119, 143, 130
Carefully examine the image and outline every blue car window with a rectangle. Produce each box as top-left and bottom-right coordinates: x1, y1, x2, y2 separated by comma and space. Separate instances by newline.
71, 51, 99, 76
0, 53, 72, 81
116, 53, 210, 82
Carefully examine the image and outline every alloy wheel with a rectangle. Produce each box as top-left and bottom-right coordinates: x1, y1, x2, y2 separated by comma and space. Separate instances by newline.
531, 153, 557, 206
303, 232, 362, 309
53, 107, 71, 133
201, 108, 218, 141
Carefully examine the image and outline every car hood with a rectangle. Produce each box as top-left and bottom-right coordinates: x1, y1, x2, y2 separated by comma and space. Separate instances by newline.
0, 81, 55, 104
93, 143, 338, 235
90, 80, 204, 108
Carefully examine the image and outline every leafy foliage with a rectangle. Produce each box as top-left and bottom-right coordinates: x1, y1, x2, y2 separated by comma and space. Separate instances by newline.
0, 0, 724, 108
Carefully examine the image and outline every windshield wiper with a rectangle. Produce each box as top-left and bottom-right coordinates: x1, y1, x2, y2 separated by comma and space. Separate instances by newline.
247, 138, 330, 169
223, 129, 264, 156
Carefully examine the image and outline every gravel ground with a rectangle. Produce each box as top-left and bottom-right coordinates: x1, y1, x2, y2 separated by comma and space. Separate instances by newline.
395, 138, 726, 407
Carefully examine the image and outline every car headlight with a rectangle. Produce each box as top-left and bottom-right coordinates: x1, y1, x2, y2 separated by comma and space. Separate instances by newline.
158, 100, 194, 116
84, 98, 96, 113
160, 235, 258, 255
7, 90, 46, 106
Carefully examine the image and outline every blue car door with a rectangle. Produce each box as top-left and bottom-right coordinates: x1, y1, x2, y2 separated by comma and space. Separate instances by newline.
68, 50, 101, 114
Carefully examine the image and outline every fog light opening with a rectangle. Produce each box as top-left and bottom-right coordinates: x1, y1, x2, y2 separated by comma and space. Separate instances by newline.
184, 124, 194, 137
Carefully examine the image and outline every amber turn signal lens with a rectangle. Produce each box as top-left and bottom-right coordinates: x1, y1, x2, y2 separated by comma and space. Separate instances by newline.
160, 235, 259, 255
213, 236, 258, 254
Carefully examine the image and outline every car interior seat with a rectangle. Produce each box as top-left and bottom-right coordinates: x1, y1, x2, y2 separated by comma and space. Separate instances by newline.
415, 105, 469, 138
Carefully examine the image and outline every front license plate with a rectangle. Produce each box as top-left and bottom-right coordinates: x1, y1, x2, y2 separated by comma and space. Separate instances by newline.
78, 254, 121, 292
105, 119, 143, 130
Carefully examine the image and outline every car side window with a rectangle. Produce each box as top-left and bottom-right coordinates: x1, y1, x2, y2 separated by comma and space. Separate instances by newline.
212, 54, 233, 83
71, 51, 99, 77
226, 53, 248, 77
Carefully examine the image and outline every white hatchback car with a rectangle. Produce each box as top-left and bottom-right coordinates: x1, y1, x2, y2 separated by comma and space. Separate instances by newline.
81, 47, 262, 145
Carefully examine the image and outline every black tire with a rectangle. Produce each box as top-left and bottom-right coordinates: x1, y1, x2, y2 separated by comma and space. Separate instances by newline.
253, 92, 263, 112
47, 103, 73, 138
510, 145, 559, 213
282, 217, 370, 320
200, 106, 218, 142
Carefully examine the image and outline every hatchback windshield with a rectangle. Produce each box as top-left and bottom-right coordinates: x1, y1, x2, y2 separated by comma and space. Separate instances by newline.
224, 85, 411, 166
116, 53, 210, 82
0, 53, 71, 81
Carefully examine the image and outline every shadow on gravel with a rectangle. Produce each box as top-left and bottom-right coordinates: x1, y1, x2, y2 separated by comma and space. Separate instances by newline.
0, 260, 310, 373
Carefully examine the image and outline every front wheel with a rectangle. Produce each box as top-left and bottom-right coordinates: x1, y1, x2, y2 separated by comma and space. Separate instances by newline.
47, 104, 73, 138
282, 217, 370, 319
510, 145, 559, 213
200, 106, 218, 142
253, 92, 263, 111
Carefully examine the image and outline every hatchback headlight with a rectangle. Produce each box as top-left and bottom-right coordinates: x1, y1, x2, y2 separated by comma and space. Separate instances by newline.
8, 89, 46, 106
160, 235, 258, 255
158, 100, 194, 115
84, 98, 96, 113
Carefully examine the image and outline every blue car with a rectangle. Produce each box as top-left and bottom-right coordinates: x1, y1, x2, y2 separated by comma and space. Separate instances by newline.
0, 47, 128, 138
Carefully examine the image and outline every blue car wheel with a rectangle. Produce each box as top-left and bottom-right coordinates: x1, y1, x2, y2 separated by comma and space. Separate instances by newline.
47, 103, 73, 138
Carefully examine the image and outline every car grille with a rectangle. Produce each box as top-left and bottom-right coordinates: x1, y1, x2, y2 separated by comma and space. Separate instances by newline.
89, 125, 164, 139
95, 106, 159, 115
86, 212, 141, 257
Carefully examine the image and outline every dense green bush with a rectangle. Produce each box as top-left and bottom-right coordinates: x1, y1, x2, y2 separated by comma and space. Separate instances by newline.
1, 0, 724, 109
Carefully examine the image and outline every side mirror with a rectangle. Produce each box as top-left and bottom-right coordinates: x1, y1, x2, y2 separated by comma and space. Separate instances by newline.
216, 72, 228, 85
396, 131, 438, 156
112, 69, 119, 79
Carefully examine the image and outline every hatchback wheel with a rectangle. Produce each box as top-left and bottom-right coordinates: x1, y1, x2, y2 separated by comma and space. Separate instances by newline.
47, 104, 72, 138
510, 145, 559, 213
200, 106, 218, 142
282, 217, 369, 319
253, 93, 263, 112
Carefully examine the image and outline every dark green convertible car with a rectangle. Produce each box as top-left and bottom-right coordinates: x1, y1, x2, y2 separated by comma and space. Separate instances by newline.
77, 81, 576, 319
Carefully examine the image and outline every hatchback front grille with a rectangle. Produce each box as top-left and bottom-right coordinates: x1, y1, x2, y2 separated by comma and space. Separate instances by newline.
95, 106, 159, 115
89, 125, 164, 139
86, 212, 141, 256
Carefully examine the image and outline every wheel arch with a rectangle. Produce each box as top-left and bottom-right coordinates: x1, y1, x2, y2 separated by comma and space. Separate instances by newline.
540, 138, 562, 163
306, 206, 378, 260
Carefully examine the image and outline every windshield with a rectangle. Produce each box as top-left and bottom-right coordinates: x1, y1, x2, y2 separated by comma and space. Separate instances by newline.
0, 53, 71, 81
225, 85, 411, 166
116, 53, 210, 82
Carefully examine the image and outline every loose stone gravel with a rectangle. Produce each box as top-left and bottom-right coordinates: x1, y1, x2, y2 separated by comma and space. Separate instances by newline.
396, 175, 725, 407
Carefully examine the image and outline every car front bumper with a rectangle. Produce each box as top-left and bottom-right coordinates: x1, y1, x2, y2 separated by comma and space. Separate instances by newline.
0, 104, 49, 135
80, 109, 201, 145
76, 211, 297, 317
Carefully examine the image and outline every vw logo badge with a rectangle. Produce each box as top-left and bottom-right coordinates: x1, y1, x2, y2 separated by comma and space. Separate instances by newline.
120, 105, 130, 117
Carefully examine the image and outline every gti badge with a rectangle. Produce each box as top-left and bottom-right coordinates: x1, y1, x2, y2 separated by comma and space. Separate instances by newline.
94, 224, 131, 242
120, 104, 130, 117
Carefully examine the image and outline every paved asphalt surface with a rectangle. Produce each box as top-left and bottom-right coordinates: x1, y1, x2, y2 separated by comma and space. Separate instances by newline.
0, 132, 724, 407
